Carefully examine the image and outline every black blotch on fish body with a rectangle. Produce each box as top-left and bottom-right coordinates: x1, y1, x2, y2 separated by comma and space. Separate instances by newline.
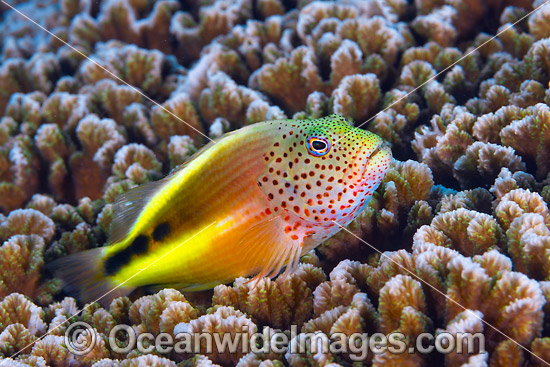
104, 235, 149, 276
153, 222, 171, 242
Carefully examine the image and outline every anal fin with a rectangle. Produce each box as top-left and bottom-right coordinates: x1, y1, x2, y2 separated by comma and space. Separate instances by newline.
146, 281, 222, 293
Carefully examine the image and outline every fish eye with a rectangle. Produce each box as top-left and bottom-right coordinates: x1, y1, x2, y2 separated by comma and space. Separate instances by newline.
306, 136, 331, 156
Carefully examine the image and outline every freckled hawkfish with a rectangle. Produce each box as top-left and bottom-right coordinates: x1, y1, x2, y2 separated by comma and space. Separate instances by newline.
51, 114, 391, 305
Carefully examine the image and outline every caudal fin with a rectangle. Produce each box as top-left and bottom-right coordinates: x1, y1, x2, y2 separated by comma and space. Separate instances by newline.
48, 248, 135, 307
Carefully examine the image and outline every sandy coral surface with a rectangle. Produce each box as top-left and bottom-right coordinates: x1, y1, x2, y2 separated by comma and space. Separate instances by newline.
1, 0, 550, 366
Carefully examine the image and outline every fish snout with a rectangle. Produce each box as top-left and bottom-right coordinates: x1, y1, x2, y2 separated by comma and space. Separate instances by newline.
372, 144, 392, 167
352, 140, 392, 180
362, 143, 392, 184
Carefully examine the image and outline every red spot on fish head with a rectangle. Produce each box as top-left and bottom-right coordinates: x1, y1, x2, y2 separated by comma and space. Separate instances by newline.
260, 118, 391, 238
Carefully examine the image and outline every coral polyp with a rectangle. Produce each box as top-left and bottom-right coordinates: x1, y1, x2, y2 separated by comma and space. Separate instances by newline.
1, 0, 550, 366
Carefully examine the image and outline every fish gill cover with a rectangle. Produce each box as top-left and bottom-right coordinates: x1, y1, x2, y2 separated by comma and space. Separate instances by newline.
0, 0, 549, 366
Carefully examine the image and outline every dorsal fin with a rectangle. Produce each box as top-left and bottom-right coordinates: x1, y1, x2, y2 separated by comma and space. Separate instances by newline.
108, 136, 228, 244
108, 138, 223, 244
167, 128, 243, 176
109, 179, 166, 244
107, 135, 230, 244
108, 123, 268, 244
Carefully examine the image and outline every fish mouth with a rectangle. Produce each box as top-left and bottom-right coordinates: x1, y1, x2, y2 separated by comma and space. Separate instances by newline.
358, 141, 392, 178
339, 140, 391, 190
371, 143, 392, 162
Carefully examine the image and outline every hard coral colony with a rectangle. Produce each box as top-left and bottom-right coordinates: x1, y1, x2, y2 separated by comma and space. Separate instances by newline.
0, 0, 550, 367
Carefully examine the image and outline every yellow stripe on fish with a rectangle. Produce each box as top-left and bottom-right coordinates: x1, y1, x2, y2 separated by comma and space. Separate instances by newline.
50, 114, 392, 305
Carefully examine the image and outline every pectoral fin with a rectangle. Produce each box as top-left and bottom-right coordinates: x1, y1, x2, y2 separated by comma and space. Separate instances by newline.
234, 215, 304, 285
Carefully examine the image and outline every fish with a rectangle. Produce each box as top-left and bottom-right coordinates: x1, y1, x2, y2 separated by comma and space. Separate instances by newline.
50, 114, 392, 306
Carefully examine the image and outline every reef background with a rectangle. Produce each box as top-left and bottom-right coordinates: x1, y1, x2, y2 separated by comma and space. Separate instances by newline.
1, 0, 550, 366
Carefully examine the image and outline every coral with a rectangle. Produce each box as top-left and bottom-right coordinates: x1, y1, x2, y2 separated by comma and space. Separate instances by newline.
122, 103, 157, 147
506, 213, 550, 280
4, 92, 45, 134
338, 16, 407, 65
129, 289, 196, 335
312, 279, 360, 317
378, 274, 430, 336
424, 81, 455, 113
170, 0, 253, 64
91, 355, 179, 367
412, 105, 477, 183
298, 287, 378, 364
0, 235, 45, 299
498, 24, 534, 60
79, 43, 170, 97
483, 85, 511, 112
73, 328, 110, 365
414, 208, 505, 257
500, 103, 550, 179
384, 160, 434, 207
0, 209, 55, 243
0, 54, 60, 113
472, 105, 528, 144
0, 134, 40, 213
150, 94, 204, 153
369, 88, 420, 147
86, 80, 142, 125
174, 306, 256, 365
34, 123, 72, 200
110, 144, 162, 184
212, 265, 322, 329
198, 71, 283, 127
453, 141, 525, 188
511, 80, 545, 108
328, 40, 364, 87
446, 256, 545, 345
167, 135, 196, 169
330, 73, 381, 123
411, 6, 457, 46
0, 323, 38, 358
25, 194, 57, 217
530, 337, 550, 366
495, 189, 550, 231
2, 0, 550, 365
529, 2, 550, 40
97, 0, 180, 55
255, 46, 322, 114
0, 293, 47, 336
29, 335, 74, 366
441, 308, 485, 367
364, 250, 417, 295
399, 60, 436, 88
490, 167, 536, 203
77, 114, 124, 168
438, 188, 492, 214
40, 92, 88, 132
70, 114, 126, 200
158, 300, 199, 335
490, 340, 524, 367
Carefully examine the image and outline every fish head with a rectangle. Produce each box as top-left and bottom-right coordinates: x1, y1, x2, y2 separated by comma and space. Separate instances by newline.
259, 114, 392, 234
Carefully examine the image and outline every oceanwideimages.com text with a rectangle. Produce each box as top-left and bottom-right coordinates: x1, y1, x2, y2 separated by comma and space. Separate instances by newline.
66, 322, 485, 360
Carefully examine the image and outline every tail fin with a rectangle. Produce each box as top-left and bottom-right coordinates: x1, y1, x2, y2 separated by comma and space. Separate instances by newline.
48, 248, 135, 307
